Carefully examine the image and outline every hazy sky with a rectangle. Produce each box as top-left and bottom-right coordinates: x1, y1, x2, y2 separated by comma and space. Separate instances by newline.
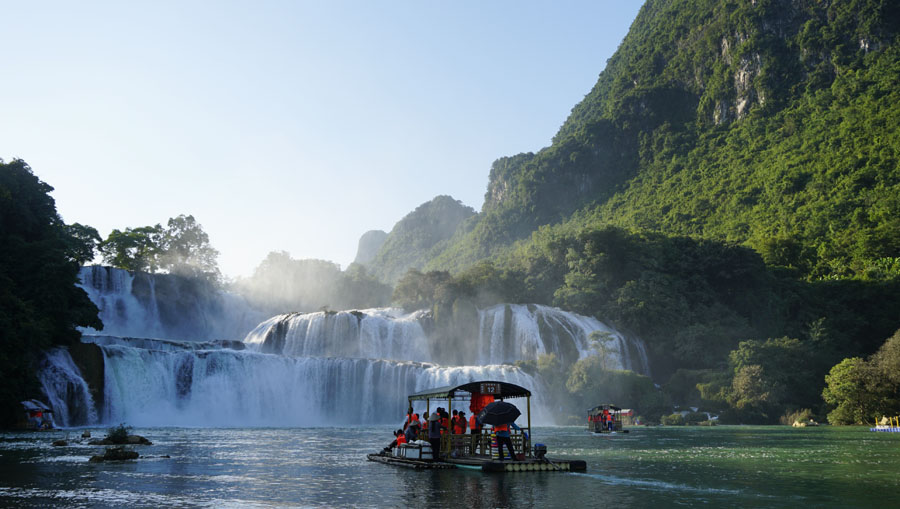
2, 1, 642, 279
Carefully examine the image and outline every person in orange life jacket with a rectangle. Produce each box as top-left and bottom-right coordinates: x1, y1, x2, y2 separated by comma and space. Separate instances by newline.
384, 429, 403, 453
451, 410, 460, 433
454, 411, 468, 434
493, 422, 525, 461
403, 407, 415, 431
469, 413, 482, 435
396, 428, 407, 445
438, 408, 450, 436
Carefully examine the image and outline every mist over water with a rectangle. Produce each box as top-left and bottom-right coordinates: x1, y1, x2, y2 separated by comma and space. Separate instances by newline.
44, 267, 649, 428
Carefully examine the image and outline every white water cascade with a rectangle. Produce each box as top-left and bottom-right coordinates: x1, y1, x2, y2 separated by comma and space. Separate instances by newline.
40, 268, 651, 427
243, 308, 432, 362
41, 336, 541, 427
245, 304, 650, 373
38, 348, 99, 427
77, 266, 266, 341
477, 304, 651, 373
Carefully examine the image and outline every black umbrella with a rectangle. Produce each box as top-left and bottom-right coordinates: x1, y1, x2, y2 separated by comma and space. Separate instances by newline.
477, 401, 521, 426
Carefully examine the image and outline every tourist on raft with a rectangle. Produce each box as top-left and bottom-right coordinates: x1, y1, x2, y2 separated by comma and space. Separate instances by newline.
493, 421, 526, 461
469, 413, 482, 435
383, 429, 404, 453
404, 419, 421, 443
452, 411, 468, 434
428, 412, 445, 460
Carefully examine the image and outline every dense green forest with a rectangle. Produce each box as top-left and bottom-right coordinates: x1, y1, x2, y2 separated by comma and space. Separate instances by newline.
0, 160, 101, 426
373, 0, 900, 424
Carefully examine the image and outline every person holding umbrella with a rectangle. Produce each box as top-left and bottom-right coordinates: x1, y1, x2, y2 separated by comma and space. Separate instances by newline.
493, 421, 522, 461
478, 401, 528, 461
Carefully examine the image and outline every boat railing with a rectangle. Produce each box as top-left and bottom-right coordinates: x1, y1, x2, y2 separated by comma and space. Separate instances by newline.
439, 429, 531, 458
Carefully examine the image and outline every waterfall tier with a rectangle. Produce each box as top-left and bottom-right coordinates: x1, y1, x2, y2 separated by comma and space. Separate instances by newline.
245, 304, 649, 373
78, 266, 265, 341
41, 336, 542, 428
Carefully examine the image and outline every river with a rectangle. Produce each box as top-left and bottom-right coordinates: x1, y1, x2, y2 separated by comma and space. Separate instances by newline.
1, 425, 897, 507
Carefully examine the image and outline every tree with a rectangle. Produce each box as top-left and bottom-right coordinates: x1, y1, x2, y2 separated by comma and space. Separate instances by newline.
392, 269, 451, 311
64, 223, 101, 265
99, 225, 164, 272
821, 357, 881, 425
158, 214, 220, 281
0, 159, 101, 426
98, 214, 221, 282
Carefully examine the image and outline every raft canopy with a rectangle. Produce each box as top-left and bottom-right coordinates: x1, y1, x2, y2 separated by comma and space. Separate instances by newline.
588, 404, 622, 414
408, 381, 531, 401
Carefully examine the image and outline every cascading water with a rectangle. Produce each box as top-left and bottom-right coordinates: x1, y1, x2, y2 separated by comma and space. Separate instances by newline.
38, 348, 99, 427
40, 336, 543, 427
243, 308, 432, 362
77, 266, 266, 341
244, 304, 649, 373
78, 266, 166, 339
43, 269, 650, 427
477, 304, 651, 373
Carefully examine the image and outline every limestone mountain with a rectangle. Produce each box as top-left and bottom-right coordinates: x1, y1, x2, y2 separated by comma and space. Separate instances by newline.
419, 0, 900, 280
362, 195, 476, 284
353, 230, 388, 266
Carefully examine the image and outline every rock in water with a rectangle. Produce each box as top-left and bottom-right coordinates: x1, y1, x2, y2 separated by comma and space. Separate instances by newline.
89, 447, 139, 462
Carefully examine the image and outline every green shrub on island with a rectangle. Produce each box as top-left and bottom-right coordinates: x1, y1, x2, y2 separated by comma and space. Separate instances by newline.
780, 408, 816, 426
683, 411, 708, 425
661, 414, 685, 426
106, 423, 133, 444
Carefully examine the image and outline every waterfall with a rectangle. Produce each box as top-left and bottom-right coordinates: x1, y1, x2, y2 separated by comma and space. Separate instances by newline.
77, 266, 266, 341
244, 305, 649, 374
38, 348, 99, 427
243, 308, 432, 362
46, 272, 651, 427
78, 266, 166, 339
477, 304, 650, 373
39, 336, 544, 427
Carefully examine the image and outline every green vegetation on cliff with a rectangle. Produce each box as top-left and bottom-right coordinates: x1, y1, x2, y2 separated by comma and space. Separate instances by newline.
381, 0, 900, 423
0, 159, 101, 426
426, 0, 900, 280
364, 195, 476, 284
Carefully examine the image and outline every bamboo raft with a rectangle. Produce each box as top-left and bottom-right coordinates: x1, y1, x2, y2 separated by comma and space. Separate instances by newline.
368, 380, 587, 474
366, 452, 585, 472
871, 416, 900, 433
366, 452, 456, 470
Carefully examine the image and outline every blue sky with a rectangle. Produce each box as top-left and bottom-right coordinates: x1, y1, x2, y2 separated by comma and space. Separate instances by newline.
2, 1, 642, 279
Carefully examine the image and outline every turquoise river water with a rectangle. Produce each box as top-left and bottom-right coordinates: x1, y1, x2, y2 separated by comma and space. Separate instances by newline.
1, 425, 897, 507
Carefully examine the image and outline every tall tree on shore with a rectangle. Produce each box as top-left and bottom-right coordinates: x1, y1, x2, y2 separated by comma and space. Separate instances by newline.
0, 159, 102, 426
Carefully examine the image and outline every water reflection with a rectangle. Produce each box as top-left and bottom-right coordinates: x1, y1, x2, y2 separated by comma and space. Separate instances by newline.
0, 426, 897, 508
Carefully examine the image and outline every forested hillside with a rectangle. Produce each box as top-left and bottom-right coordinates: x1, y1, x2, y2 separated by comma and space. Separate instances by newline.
363, 195, 475, 284
426, 0, 899, 279
375, 0, 900, 423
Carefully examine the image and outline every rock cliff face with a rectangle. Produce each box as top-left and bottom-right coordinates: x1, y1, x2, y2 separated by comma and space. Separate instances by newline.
353, 230, 388, 265
393, 0, 900, 278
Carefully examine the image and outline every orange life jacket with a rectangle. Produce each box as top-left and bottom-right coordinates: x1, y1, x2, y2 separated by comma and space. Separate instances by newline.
494, 423, 509, 433
469, 415, 480, 430
396, 434, 407, 445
